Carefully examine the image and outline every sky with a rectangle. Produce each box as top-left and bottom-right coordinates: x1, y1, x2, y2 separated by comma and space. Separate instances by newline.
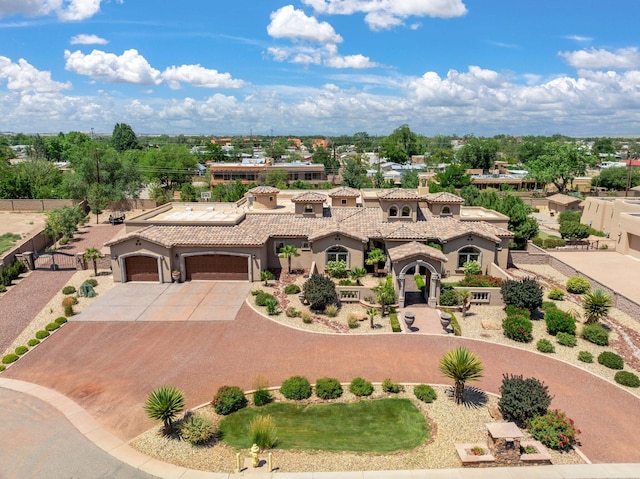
1, 0, 640, 137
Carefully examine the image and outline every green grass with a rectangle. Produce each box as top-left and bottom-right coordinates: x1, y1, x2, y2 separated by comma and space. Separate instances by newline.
537, 231, 562, 240
0, 233, 21, 255
217, 398, 429, 453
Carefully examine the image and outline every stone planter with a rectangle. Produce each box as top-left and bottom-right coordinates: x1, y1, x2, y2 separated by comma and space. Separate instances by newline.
404, 311, 415, 328
171, 271, 181, 282
440, 312, 451, 330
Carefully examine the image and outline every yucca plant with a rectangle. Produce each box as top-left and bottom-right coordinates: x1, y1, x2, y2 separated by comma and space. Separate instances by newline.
583, 288, 612, 324
144, 385, 185, 434
439, 346, 484, 405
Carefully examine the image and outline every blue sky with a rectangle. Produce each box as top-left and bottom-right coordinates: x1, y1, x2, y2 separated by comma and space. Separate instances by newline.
1, 0, 639, 137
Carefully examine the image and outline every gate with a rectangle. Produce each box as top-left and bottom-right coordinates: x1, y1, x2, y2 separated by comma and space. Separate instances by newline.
33, 251, 78, 270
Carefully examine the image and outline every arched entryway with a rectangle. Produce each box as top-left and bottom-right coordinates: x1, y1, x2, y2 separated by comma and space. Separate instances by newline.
398, 259, 440, 308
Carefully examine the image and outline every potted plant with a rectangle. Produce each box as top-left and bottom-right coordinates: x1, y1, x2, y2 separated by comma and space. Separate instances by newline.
171, 269, 181, 282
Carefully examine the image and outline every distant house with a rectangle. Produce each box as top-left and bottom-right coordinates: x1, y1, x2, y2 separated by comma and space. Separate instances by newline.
582, 196, 640, 259
547, 193, 582, 215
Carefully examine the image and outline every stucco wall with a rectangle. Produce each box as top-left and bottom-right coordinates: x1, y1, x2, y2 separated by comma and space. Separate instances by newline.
0, 199, 78, 211
442, 236, 497, 276
268, 238, 311, 271
331, 197, 357, 207
110, 239, 170, 283
312, 235, 365, 272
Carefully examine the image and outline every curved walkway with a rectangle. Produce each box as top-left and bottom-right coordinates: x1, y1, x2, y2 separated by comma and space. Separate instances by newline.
3, 302, 640, 465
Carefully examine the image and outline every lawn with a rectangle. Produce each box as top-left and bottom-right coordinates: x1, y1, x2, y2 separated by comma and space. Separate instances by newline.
217, 398, 429, 453
537, 231, 562, 240
0, 233, 21, 255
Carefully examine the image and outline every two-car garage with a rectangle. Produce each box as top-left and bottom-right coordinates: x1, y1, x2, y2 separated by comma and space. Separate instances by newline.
121, 253, 250, 282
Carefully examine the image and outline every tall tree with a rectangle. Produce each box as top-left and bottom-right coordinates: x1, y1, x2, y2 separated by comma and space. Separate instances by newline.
279, 244, 300, 274
111, 123, 139, 152
342, 156, 369, 189
436, 164, 471, 189
526, 142, 591, 193
139, 144, 197, 191
401, 169, 420, 188
457, 137, 499, 170
87, 183, 108, 224
380, 124, 420, 163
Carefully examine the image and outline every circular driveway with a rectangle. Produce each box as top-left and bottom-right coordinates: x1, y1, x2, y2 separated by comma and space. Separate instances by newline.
4, 302, 640, 464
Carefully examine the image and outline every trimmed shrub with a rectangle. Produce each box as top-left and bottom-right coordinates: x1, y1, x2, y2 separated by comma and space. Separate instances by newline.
614, 371, 640, 388
503, 313, 533, 343
566, 276, 590, 294
536, 339, 555, 353
280, 375, 312, 400
15, 345, 28, 355
35, 330, 50, 340
251, 289, 263, 296
62, 296, 75, 316
212, 386, 247, 415
581, 323, 609, 346
255, 292, 276, 307
499, 374, 552, 428
27, 338, 40, 347
597, 351, 624, 370
249, 414, 278, 449
501, 278, 543, 312
84, 278, 98, 287
382, 378, 404, 394
285, 307, 299, 318
389, 312, 401, 332
55, 316, 68, 324
324, 304, 338, 317
414, 274, 426, 290
349, 377, 374, 397
545, 310, 576, 336
556, 332, 577, 347
265, 298, 279, 315
547, 288, 565, 301
303, 274, 338, 311
578, 350, 594, 363
338, 279, 356, 286
179, 414, 214, 445
414, 384, 437, 403
253, 388, 273, 407
301, 311, 312, 324
449, 311, 462, 336
315, 377, 343, 400
325, 260, 348, 278
2, 353, 19, 364
0, 284, 6, 293
462, 260, 482, 276
45, 322, 60, 332
284, 284, 301, 295
439, 285, 460, 306
347, 313, 360, 329
458, 274, 504, 288
0, 365, 4, 371
62, 285, 76, 295
528, 409, 580, 451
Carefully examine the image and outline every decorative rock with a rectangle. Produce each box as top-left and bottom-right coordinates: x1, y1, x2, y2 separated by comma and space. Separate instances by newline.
481, 319, 501, 330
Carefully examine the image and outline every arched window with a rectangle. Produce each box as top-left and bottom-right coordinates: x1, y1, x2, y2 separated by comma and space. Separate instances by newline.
304, 204, 314, 213
389, 206, 398, 217
441, 205, 451, 216
401, 205, 411, 217
458, 246, 481, 268
326, 246, 348, 264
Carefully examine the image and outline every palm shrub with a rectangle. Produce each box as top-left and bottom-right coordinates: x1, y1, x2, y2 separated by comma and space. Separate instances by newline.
581, 323, 609, 346
280, 375, 312, 400
498, 374, 552, 428
315, 377, 343, 399
566, 276, 590, 294
144, 385, 185, 434
278, 244, 300, 274
597, 351, 624, 370
212, 386, 247, 415
545, 310, 576, 336
556, 332, 577, 347
536, 339, 555, 353
349, 267, 367, 283
179, 414, 214, 445
438, 346, 484, 405
249, 414, 278, 449
349, 377, 374, 397
528, 409, 580, 451
414, 384, 437, 403
381, 378, 404, 393
83, 247, 102, 276
500, 278, 543, 313
614, 371, 640, 388
260, 270, 272, 286
303, 274, 338, 311
582, 288, 612, 324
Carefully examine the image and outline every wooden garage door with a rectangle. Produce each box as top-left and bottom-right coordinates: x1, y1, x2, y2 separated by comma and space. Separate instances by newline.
125, 256, 159, 282
185, 255, 248, 281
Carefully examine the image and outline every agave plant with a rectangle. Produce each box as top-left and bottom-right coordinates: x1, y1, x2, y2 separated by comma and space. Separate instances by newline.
439, 346, 484, 405
583, 288, 612, 324
144, 385, 185, 434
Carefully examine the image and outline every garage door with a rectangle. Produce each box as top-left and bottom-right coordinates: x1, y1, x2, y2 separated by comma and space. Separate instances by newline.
125, 256, 159, 282
629, 233, 640, 259
185, 254, 248, 281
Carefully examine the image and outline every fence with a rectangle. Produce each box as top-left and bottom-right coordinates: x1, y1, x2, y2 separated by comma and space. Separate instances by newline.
0, 199, 80, 211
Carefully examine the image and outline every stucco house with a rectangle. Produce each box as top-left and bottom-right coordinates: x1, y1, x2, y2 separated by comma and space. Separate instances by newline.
106, 187, 513, 307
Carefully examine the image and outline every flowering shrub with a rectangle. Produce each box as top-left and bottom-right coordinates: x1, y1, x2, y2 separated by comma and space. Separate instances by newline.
458, 275, 504, 288
528, 409, 580, 451
545, 310, 576, 336
503, 310, 533, 343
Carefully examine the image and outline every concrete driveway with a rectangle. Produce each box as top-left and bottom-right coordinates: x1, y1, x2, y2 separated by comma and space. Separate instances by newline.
76, 281, 252, 322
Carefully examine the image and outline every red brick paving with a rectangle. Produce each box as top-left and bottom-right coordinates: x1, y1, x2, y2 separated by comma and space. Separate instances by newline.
4, 302, 640, 464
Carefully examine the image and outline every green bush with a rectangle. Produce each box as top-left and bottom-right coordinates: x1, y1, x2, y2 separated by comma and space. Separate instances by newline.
540, 301, 559, 315
284, 284, 301, 295
347, 314, 360, 329
389, 312, 401, 332
280, 376, 312, 400
324, 304, 338, 317
439, 287, 460, 306
536, 339, 555, 353
303, 274, 338, 311
62, 285, 76, 295
578, 351, 594, 363
325, 260, 348, 278
457, 274, 504, 287
614, 371, 640, 388
285, 307, 300, 318
462, 260, 482, 276
381, 378, 404, 394
547, 288, 565, 301
45, 322, 60, 331
543, 238, 566, 249
251, 289, 263, 296
84, 278, 98, 287
265, 298, 279, 315
0, 284, 6, 293
414, 274, 426, 290
301, 311, 313, 324
499, 374, 552, 428
597, 351, 624, 370
212, 386, 247, 415
253, 388, 273, 407
15, 345, 28, 355
349, 377, 374, 397
528, 409, 579, 451
255, 292, 277, 307
338, 279, 356, 286
581, 323, 609, 346
2, 353, 19, 364
315, 377, 343, 400
27, 338, 40, 347
502, 313, 533, 343
179, 414, 214, 445
35, 330, 50, 339
449, 311, 462, 336
249, 414, 278, 449
0, 365, 5, 371
545, 310, 576, 336
500, 278, 543, 312
556, 332, 577, 347
414, 384, 437, 403
566, 276, 590, 294
55, 316, 68, 324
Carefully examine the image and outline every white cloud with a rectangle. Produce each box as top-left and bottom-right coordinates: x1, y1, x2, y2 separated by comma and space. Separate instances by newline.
70, 34, 108, 45
0, 56, 71, 93
64, 49, 163, 85
267, 5, 342, 43
324, 53, 378, 69
162, 65, 245, 89
267, 44, 378, 69
302, 0, 467, 30
559, 47, 640, 70
0, 0, 104, 21
564, 35, 593, 43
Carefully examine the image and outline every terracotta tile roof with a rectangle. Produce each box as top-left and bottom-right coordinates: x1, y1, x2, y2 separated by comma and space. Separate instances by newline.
387, 241, 448, 263
378, 188, 422, 200
424, 192, 465, 204
384, 224, 421, 240
248, 185, 280, 195
291, 191, 327, 203
547, 193, 582, 205
328, 187, 360, 198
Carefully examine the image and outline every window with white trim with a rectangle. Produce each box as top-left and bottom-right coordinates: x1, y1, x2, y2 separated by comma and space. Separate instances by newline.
458, 246, 481, 268
326, 246, 348, 264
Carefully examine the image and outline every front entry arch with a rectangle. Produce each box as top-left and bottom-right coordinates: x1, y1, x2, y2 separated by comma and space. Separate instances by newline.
398, 259, 440, 308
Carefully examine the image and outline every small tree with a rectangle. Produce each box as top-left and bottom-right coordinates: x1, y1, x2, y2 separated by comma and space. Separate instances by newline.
260, 270, 272, 286
349, 266, 367, 283
372, 275, 396, 316
83, 247, 102, 276
278, 244, 300, 274
365, 248, 387, 275
366, 307, 378, 329
438, 346, 484, 405
87, 183, 108, 224
303, 273, 338, 311
500, 278, 543, 314
144, 385, 185, 434
583, 288, 612, 324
